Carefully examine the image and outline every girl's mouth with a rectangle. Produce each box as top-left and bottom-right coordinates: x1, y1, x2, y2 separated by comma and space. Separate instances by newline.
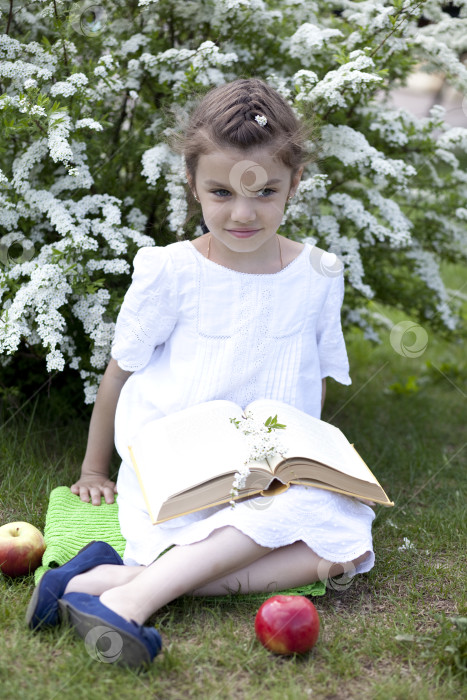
226, 229, 262, 238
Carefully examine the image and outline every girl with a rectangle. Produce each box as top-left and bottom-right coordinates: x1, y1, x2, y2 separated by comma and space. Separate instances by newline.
26, 78, 375, 668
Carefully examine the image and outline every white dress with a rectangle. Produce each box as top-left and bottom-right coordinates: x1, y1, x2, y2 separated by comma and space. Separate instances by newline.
112, 241, 375, 573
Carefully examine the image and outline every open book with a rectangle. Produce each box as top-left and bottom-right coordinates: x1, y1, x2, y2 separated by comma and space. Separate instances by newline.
128, 399, 394, 524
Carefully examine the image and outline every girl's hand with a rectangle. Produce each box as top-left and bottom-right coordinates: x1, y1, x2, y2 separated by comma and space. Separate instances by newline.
71, 474, 117, 506
71, 359, 131, 506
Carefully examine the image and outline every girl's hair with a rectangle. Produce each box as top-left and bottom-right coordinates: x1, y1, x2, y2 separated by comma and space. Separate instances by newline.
177, 78, 312, 184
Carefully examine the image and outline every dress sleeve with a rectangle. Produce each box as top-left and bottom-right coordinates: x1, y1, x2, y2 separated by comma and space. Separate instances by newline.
111, 246, 178, 372
316, 272, 351, 385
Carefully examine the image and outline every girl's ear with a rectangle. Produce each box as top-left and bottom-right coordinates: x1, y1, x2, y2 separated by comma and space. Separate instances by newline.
186, 170, 195, 195
289, 166, 304, 198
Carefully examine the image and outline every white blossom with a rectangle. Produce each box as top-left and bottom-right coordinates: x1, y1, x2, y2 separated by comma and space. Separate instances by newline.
366, 107, 411, 146
282, 174, 331, 225
342, 0, 395, 34
140, 41, 237, 94
165, 157, 188, 236
292, 69, 319, 102
210, 0, 270, 30
72, 290, 114, 370
398, 537, 416, 551
229, 412, 287, 502
414, 33, 467, 90
69, 72, 88, 86
12, 139, 49, 194
46, 348, 65, 372
79, 370, 103, 404
310, 214, 374, 298
289, 22, 343, 57
418, 17, 467, 54
308, 52, 382, 108
50, 74, 89, 96
321, 124, 417, 185
141, 143, 172, 186
86, 258, 130, 274
47, 112, 73, 164
345, 308, 385, 342
366, 189, 413, 246
264, 72, 292, 100
126, 206, 148, 232
437, 127, 467, 151
118, 33, 150, 57
406, 247, 457, 329
74, 118, 104, 131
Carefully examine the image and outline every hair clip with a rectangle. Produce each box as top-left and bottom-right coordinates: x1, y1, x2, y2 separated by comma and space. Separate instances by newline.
254, 114, 267, 127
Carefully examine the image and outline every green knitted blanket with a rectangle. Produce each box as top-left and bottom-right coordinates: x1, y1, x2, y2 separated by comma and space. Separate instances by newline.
35, 486, 326, 599
34, 486, 126, 584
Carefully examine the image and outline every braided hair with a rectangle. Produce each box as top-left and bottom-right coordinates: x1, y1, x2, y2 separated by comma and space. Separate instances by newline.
181, 78, 310, 186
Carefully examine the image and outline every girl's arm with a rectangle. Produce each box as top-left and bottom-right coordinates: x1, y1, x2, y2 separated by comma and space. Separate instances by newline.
321, 378, 326, 410
71, 358, 133, 505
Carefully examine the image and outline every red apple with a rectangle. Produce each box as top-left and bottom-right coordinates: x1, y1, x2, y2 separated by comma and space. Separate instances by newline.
255, 595, 320, 655
0, 521, 46, 577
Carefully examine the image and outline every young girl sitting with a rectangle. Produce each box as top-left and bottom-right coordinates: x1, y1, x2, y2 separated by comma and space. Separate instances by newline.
26, 78, 375, 669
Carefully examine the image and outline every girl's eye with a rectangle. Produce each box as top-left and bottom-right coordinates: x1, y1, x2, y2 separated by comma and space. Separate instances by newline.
257, 188, 276, 198
210, 188, 277, 198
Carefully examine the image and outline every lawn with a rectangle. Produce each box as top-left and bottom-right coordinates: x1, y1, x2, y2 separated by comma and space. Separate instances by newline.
0, 264, 465, 700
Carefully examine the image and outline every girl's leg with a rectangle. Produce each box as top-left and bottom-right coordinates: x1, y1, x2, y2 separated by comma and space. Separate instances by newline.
64, 526, 270, 601
99, 526, 272, 624
63, 528, 268, 601
64, 542, 363, 598
192, 541, 370, 596
64, 564, 145, 596
93, 527, 368, 625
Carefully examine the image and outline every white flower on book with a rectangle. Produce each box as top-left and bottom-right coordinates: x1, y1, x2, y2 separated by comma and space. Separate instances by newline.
229, 413, 286, 506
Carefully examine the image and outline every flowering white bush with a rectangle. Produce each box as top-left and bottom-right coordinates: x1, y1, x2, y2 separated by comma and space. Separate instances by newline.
0, 0, 466, 402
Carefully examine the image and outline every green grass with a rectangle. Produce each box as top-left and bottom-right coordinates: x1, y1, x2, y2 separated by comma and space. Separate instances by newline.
0, 267, 466, 699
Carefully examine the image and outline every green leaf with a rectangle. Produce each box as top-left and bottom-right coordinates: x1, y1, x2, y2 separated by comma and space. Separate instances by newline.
264, 415, 286, 431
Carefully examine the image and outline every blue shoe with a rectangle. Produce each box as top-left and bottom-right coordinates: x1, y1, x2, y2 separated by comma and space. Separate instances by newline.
59, 592, 162, 669
25, 541, 123, 631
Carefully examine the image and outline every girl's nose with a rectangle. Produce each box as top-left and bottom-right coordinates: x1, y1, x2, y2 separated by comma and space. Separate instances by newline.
230, 196, 256, 223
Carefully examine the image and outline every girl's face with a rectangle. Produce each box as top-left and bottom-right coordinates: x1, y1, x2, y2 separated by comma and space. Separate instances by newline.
191, 146, 303, 260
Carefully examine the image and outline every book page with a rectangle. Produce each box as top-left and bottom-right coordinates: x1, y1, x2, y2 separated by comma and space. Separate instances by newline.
129, 400, 268, 519
247, 399, 378, 484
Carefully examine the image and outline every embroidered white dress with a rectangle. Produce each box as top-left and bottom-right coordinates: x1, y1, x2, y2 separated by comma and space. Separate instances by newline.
112, 241, 375, 572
